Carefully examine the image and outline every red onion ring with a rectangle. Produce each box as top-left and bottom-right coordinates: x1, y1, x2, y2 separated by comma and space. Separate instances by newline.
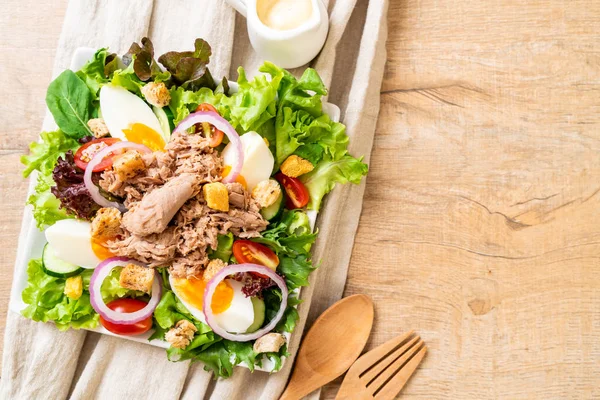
172, 111, 243, 183
203, 263, 288, 342
84, 141, 152, 212
89, 257, 162, 325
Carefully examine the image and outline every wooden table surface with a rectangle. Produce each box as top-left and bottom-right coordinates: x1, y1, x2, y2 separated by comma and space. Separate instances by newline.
2, 0, 599, 398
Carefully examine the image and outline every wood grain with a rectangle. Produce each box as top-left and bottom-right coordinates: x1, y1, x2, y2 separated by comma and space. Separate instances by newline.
1, 0, 599, 398
325, 0, 600, 398
281, 295, 373, 400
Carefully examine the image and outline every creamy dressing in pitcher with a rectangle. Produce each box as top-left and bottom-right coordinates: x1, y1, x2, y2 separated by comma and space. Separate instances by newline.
257, 0, 314, 31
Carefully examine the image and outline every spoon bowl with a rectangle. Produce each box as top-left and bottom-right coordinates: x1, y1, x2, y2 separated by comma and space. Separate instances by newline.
280, 294, 374, 400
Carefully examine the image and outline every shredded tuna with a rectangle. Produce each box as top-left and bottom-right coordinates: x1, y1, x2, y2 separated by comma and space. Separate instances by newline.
107, 227, 178, 267
226, 182, 248, 209
165, 132, 222, 179
100, 132, 269, 278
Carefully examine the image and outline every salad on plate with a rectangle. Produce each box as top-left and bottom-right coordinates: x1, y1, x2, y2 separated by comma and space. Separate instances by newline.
19, 37, 368, 377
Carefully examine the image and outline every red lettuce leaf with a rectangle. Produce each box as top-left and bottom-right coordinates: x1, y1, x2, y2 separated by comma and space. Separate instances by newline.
233, 272, 277, 298
158, 38, 216, 91
123, 37, 163, 82
50, 151, 101, 220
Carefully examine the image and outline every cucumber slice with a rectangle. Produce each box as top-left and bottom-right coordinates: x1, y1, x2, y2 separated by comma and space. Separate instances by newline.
42, 243, 84, 278
246, 297, 266, 333
260, 189, 284, 221
152, 106, 171, 142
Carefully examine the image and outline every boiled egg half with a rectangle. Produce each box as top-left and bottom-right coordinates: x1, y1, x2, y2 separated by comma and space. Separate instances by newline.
222, 131, 274, 191
45, 219, 114, 268
100, 84, 166, 151
170, 276, 256, 333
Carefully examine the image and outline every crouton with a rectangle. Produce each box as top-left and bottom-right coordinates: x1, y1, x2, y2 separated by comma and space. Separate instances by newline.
64, 276, 83, 300
251, 179, 282, 208
280, 155, 314, 178
203, 259, 227, 282
165, 320, 197, 349
119, 264, 154, 293
203, 182, 229, 212
112, 150, 146, 181
253, 333, 286, 354
87, 118, 110, 138
141, 82, 171, 108
91, 207, 122, 239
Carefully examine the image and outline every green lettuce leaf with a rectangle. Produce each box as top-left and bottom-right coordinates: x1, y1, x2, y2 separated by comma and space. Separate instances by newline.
168, 86, 220, 125
277, 295, 301, 333
153, 288, 285, 377
111, 62, 145, 94
263, 290, 301, 334
208, 233, 234, 262
263, 344, 288, 373
21, 129, 79, 228
21, 130, 79, 178
185, 341, 233, 377
263, 62, 327, 116
45, 70, 94, 138
76, 48, 113, 99
169, 336, 266, 378
26, 173, 71, 229
293, 143, 324, 166
254, 210, 317, 256
301, 155, 369, 211
259, 61, 368, 204
100, 267, 146, 303
153, 290, 197, 330
220, 65, 283, 132
278, 254, 315, 290
21, 258, 98, 331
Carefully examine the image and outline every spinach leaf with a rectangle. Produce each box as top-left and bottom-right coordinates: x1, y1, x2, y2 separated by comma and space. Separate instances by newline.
45, 70, 94, 138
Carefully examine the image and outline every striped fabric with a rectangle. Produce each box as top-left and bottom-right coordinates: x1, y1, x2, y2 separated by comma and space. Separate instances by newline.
0, 0, 389, 398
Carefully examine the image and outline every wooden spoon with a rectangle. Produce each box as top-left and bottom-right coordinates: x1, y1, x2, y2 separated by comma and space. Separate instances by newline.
280, 294, 374, 400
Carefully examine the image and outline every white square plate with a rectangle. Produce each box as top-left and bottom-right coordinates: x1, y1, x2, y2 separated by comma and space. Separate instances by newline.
9, 47, 339, 372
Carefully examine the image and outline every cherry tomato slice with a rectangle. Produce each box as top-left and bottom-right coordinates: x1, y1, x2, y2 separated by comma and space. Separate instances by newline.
196, 103, 219, 113
195, 103, 224, 147
233, 240, 279, 272
275, 173, 310, 209
99, 298, 152, 336
74, 138, 121, 172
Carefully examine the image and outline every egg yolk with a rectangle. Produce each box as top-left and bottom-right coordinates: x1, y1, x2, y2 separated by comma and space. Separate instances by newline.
172, 277, 234, 314
122, 123, 165, 151
221, 165, 247, 189
91, 238, 117, 261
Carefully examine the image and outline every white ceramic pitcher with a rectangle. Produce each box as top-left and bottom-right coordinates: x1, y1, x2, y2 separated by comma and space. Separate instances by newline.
225, 0, 329, 68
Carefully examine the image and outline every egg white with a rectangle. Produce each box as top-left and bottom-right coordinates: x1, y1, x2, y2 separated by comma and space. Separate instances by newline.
44, 219, 101, 268
222, 131, 274, 191
169, 277, 255, 333
99, 84, 164, 141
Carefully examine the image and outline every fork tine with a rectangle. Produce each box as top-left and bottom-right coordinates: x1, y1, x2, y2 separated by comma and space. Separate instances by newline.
351, 331, 416, 374
360, 335, 420, 383
368, 339, 424, 392
373, 344, 427, 400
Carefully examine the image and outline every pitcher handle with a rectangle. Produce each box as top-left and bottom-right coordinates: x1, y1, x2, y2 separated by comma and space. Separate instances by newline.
224, 0, 247, 18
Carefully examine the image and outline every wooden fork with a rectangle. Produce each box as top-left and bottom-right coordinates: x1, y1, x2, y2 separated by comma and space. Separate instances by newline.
335, 331, 427, 400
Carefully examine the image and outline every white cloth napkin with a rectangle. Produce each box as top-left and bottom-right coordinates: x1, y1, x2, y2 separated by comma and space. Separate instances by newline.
0, 0, 389, 398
